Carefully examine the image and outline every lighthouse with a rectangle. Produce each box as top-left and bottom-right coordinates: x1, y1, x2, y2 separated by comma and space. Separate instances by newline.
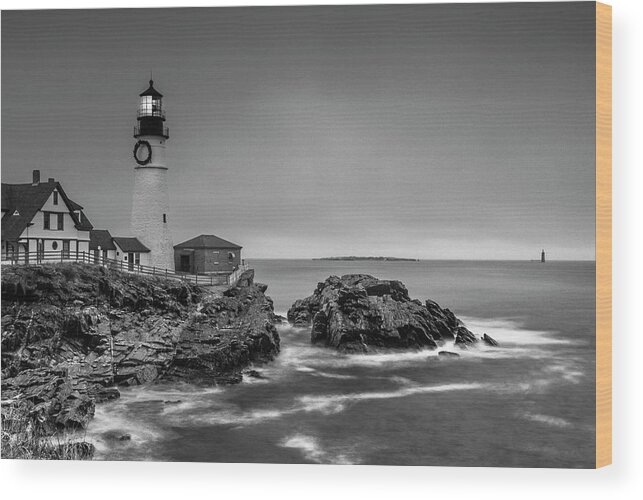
130, 79, 174, 270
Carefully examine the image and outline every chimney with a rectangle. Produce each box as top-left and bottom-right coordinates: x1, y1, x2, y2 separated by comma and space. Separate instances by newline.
32, 170, 40, 186
48, 178, 55, 183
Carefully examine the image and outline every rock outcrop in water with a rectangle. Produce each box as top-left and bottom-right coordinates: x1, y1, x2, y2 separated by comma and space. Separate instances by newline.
1, 264, 279, 457
287, 274, 476, 353
163, 279, 280, 384
482, 333, 499, 347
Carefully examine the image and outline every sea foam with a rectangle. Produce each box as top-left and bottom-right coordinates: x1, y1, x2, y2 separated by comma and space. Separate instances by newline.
460, 316, 572, 346
520, 412, 573, 428
280, 434, 357, 464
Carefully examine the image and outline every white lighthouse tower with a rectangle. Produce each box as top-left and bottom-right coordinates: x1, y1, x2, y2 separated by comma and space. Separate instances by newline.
130, 79, 174, 270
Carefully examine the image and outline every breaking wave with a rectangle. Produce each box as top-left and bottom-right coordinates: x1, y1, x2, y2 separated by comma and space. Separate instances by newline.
520, 412, 573, 428
162, 380, 489, 428
280, 434, 357, 464
297, 382, 486, 414
87, 384, 224, 458
460, 317, 572, 346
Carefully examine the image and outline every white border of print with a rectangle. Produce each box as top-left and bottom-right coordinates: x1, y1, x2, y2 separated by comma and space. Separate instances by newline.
1, 1, 641, 499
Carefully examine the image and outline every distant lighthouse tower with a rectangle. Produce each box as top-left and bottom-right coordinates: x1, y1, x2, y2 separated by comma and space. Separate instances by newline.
130, 79, 174, 270
541, 249, 546, 263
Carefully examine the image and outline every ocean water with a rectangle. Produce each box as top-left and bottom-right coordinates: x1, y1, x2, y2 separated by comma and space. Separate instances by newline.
86, 260, 596, 468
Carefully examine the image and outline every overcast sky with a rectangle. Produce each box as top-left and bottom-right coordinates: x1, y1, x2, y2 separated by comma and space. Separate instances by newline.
2, 3, 596, 259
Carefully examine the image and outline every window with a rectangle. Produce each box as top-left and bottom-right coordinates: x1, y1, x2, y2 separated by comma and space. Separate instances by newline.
44, 212, 50, 230
57, 213, 64, 230
62, 241, 70, 258
139, 96, 163, 117
139, 95, 152, 115
163, 213, 167, 223
53, 191, 58, 205
135, 253, 140, 265
52, 241, 58, 250
228, 252, 235, 260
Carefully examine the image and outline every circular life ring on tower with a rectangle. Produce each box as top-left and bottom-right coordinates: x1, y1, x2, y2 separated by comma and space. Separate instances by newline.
133, 140, 153, 165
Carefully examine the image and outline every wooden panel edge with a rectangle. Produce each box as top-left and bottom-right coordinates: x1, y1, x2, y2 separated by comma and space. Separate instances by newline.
595, 1, 612, 469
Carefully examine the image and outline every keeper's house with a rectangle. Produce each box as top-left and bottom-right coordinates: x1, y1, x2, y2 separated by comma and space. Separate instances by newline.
1, 170, 93, 263
174, 234, 242, 275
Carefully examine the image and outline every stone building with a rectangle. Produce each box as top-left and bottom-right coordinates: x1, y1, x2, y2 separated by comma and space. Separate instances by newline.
174, 234, 242, 274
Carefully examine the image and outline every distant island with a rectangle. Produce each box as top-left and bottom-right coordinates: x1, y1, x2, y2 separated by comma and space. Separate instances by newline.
313, 256, 420, 262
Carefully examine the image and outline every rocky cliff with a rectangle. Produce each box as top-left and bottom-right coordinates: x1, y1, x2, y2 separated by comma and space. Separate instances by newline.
287, 274, 477, 353
1, 264, 279, 458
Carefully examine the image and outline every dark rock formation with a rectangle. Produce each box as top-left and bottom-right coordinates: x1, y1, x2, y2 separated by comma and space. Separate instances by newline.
287, 274, 475, 353
1, 263, 280, 452
102, 431, 131, 442
235, 269, 255, 288
244, 369, 267, 379
1, 367, 95, 432
454, 327, 478, 348
162, 283, 279, 384
438, 351, 460, 358
482, 333, 499, 347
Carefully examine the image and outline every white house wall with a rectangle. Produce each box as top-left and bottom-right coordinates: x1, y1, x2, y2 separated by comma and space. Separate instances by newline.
112, 243, 151, 268
13, 189, 90, 259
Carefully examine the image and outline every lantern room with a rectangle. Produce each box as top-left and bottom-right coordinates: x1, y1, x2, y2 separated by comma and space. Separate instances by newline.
138, 80, 164, 118
134, 79, 169, 138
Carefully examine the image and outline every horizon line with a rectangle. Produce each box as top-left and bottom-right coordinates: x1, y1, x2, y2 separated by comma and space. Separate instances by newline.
243, 257, 597, 262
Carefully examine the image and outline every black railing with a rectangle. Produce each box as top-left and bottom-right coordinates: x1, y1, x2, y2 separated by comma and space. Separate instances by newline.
134, 123, 169, 139
1, 250, 240, 286
137, 108, 166, 119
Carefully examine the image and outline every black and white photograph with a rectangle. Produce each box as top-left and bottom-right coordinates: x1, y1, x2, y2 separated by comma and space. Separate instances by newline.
2, 1, 603, 468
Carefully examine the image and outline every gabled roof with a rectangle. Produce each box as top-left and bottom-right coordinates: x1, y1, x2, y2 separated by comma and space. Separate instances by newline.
113, 237, 150, 253
68, 199, 84, 211
1, 180, 92, 241
90, 229, 117, 251
174, 234, 242, 250
74, 210, 94, 232
139, 79, 163, 98
66, 198, 93, 230
1, 182, 55, 241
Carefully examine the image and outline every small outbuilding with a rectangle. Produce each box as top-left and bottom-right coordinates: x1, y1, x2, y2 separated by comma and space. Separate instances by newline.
174, 234, 242, 274
89, 229, 117, 262
112, 237, 151, 269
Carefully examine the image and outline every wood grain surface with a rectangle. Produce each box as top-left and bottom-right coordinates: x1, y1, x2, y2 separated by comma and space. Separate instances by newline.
595, 1, 612, 469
